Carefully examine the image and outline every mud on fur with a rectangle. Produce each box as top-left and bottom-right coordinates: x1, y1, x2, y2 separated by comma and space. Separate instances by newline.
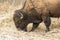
13, 0, 60, 32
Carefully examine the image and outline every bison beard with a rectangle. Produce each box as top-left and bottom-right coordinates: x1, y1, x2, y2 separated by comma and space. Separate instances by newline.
13, 0, 60, 32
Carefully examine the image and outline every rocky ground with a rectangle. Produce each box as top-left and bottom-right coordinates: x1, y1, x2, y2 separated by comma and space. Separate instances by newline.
0, 0, 60, 40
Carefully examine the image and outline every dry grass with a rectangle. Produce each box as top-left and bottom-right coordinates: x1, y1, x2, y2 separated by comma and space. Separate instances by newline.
0, 0, 60, 40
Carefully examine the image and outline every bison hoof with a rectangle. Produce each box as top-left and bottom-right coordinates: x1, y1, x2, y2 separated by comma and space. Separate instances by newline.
45, 29, 50, 32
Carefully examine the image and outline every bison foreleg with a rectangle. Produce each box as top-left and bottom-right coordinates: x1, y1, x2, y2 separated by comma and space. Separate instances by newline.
19, 20, 29, 32
42, 8, 51, 32
42, 15, 51, 32
30, 20, 42, 31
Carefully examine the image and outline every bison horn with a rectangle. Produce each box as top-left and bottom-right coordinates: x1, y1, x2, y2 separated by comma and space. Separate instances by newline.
20, 13, 23, 19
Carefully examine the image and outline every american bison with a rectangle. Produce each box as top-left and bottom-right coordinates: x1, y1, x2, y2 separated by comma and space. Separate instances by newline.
13, 0, 60, 32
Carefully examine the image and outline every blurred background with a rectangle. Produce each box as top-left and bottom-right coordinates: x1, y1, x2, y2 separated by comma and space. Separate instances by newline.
0, 0, 25, 13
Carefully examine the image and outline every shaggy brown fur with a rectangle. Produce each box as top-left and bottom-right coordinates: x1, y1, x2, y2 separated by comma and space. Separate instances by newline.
13, 0, 60, 32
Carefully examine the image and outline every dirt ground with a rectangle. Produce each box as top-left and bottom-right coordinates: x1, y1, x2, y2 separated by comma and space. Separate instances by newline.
0, 0, 60, 40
